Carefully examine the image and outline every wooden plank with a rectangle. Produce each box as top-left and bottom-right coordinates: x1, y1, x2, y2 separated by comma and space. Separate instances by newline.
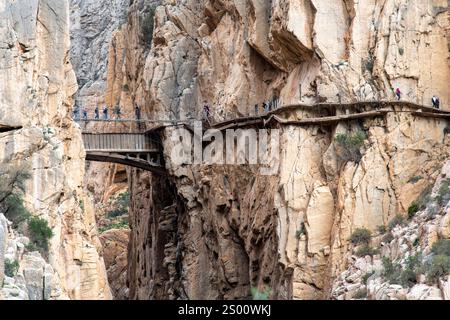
82, 133, 162, 153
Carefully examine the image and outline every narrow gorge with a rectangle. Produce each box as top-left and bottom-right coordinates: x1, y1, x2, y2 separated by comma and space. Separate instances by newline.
0, 0, 449, 301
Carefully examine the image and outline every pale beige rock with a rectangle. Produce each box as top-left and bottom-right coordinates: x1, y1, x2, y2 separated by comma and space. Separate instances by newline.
73, 0, 450, 301
305, 185, 334, 254
441, 277, 450, 300
0, 0, 111, 300
99, 229, 129, 300
407, 284, 443, 300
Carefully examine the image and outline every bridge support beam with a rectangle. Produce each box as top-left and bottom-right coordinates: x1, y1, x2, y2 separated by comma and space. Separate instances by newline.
86, 152, 165, 174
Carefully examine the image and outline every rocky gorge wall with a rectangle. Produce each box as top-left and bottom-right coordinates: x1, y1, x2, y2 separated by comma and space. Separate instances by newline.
10, 0, 445, 300
0, 0, 111, 300
107, 0, 450, 299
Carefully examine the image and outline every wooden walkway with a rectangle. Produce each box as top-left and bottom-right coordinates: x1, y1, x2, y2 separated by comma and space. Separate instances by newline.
82, 133, 159, 153
80, 101, 449, 171
209, 101, 450, 131
82, 133, 163, 173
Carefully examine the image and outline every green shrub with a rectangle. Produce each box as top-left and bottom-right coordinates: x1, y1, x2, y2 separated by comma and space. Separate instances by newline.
350, 228, 372, 245
431, 239, 450, 256
377, 225, 387, 234
28, 217, 53, 252
382, 257, 402, 284
400, 254, 423, 287
427, 255, 450, 283
4, 259, 19, 277
405, 185, 433, 222
436, 179, 450, 207
251, 286, 271, 300
382, 255, 424, 287
0, 164, 32, 199
141, 7, 156, 46
99, 218, 129, 233
408, 176, 423, 184
106, 191, 130, 219
353, 288, 367, 299
398, 48, 404, 56
79, 200, 85, 213
25, 243, 38, 253
335, 130, 367, 162
382, 257, 396, 276
408, 203, 419, 219
362, 271, 375, 285
4, 194, 31, 226
399, 268, 418, 287
107, 209, 124, 219
356, 245, 379, 257
0, 165, 32, 226
388, 214, 406, 231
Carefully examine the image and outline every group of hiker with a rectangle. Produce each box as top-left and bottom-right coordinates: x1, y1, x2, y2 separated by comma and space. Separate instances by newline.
256, 98, 281, 115
202, 97, 281, 122
75, 91, 442, 124
394, 88, 440, 109
73, 104, 143, 121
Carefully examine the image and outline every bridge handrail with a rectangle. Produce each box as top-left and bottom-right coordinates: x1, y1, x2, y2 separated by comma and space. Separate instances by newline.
76, 100, 449, 134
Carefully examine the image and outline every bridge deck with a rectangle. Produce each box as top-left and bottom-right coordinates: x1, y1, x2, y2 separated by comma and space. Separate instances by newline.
82, 133, 160, 153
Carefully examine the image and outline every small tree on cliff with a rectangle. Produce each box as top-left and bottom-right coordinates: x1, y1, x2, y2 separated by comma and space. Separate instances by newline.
335, 130, 367, 163
0, 164, 32, 226
0, 164, 53, 254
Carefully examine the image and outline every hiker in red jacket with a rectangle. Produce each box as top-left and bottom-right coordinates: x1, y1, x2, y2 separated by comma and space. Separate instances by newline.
395, 88, 401, 101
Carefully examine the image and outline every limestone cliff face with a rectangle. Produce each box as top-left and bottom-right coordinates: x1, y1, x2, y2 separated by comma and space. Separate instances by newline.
0, 0, 111, 300
132, 0, 449, 121
68, 0, 132, 299
70, 0, 130, 107
114, 0, 449, 300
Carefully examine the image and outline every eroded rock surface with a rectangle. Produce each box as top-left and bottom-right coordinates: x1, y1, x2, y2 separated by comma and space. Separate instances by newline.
115, 0, 449, 300
0, 0, 111, 300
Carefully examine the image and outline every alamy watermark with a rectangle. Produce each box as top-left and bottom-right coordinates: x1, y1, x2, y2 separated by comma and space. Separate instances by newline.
169, 121, 280, 176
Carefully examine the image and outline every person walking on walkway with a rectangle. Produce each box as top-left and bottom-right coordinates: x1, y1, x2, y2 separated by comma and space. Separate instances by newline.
272, 97, 280, 110
432, 95, 440, 109
103, 106, 109, 120
395, 88, 401, 101
94, 106, 99, 120
203, 101, 211, 122
135, 105, 142, 120
114, 105, 122, 120
73, 106, 80, 120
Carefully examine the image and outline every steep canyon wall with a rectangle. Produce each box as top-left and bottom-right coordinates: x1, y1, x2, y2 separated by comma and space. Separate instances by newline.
0, 0, 111, 300
10, 0, 446, 300
111, 0, 449, 299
